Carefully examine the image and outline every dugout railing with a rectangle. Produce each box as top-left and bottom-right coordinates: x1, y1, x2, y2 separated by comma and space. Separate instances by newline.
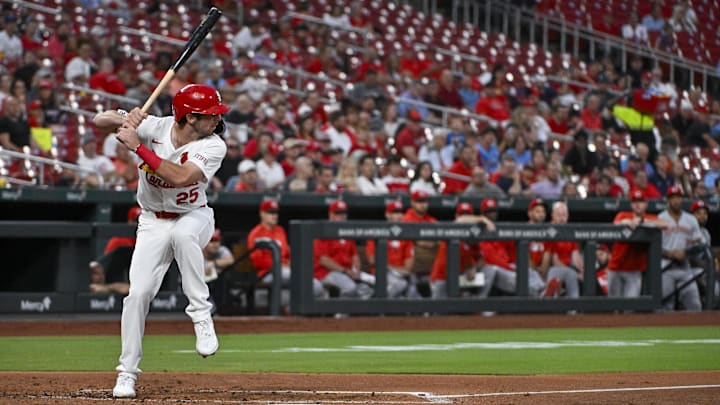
289, 221, 669, 315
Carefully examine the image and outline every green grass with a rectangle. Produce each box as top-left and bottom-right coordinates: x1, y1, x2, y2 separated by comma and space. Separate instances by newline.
2, 326, 719, 375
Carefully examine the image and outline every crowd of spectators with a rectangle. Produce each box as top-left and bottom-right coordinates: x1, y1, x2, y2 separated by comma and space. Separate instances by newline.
0, 0, 718, 204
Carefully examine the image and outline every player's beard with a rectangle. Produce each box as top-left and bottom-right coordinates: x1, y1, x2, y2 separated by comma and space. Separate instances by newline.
190, 121, 215, 139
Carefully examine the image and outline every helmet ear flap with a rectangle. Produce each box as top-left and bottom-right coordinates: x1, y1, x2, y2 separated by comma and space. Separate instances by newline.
213, 119, 225, 134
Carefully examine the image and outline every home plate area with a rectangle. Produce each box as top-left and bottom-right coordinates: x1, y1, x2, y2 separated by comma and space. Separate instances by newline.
2, 371, 720, 404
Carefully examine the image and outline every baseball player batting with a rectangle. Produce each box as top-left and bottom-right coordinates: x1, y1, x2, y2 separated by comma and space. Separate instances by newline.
93, 83, 229, 398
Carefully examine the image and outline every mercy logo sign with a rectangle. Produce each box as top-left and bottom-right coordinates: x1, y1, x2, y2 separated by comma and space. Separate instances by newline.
20, 296, 52, 312
90, 295, 116, 311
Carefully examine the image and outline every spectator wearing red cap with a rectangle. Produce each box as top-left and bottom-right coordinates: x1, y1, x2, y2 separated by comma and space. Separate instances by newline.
314, 201, 373, 298
394, 109, 425, 165
366, 200, 417, 298
248, 200, 325, 300
657, 186, 702, 311
607, 190, 668, 299
26, 99, 44, 128
690, 200, 710, 247
431, 202, 496, 298
88, 206, 143, 295
443, 144, 478, 195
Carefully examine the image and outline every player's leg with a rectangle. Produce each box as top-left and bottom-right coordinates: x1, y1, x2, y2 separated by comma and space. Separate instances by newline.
606, 270, 623, 297
431, 279, 447, 298
548, 266, 579, 297
676, 270, 702, 311
116, 214, 175, 377
172, 207, 215, 322
322, 271, 359, 297
528, 269, 547, 296
661, 269, 678, 311
387, 269, 409, 298
492, 266, 517, 294
624, 270, 643, 297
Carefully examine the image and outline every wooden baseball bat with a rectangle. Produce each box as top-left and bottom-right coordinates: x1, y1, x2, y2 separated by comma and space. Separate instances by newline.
140, 7, 222, 114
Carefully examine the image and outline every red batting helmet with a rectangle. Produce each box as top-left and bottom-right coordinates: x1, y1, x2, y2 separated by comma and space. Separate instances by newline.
172, 84, 230, 123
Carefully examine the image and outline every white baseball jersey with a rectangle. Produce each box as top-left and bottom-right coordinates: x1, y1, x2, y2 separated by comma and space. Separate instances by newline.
135, 115, 226, 213
658, 210, 703, 268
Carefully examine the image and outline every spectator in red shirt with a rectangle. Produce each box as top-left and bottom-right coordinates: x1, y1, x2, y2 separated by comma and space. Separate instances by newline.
630, 169, 662, 200
587, 174, 624, 198
366, 200, 417, 297
89, 57, 127, 95
436, 69, 464, 109
394, 109, 425, 165
248, 199, 324, 296
313, 200, 373, 298
546, 104, 571, 135
443, 144, 477, 194
580, 94, 603, 131
607, 190, 668, 298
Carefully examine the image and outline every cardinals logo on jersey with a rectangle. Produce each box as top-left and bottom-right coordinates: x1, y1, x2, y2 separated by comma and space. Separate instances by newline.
139, 162, 157, 176
180, 152, 188, 164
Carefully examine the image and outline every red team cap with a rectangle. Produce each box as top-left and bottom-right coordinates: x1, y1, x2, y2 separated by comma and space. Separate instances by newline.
260, 199, 279, 213
630, 189, 646, 202
598, 244, 610, 252
385, 200, 404, 213
480, 198, 497, 212
27, 100, 42, 110
528, 198, 545, 210
329, 200, 348, 214
411, 190, 429, 202
408, 109, 422, 121
691, 200, 708, 213
666, 185, 684, 197
456, 202, 474, 215
211, 228, 222, 242
127, 206, 142, 222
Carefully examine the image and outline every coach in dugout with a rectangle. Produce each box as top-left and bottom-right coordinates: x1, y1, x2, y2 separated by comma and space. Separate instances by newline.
657, 186, 703, 311
607, 190, 668, 299
313, 200, 373, 298
248, 199, 325, 299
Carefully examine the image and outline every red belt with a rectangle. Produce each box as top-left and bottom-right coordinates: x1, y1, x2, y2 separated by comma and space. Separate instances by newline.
154, 204, 206, 219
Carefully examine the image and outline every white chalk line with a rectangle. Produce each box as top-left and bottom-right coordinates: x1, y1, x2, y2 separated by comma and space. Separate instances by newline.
434, 384, 720, 399
171, 338, 720, 354
14, 385, 720, 404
